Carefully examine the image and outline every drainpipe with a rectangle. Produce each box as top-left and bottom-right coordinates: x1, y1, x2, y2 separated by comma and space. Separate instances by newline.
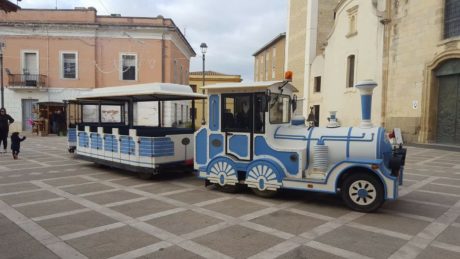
381, 0, 392, 128
161, 18, 166, 127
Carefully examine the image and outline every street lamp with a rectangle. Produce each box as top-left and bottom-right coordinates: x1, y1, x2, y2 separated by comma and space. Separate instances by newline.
200, 42, 207, 125
0, 42, 5, 109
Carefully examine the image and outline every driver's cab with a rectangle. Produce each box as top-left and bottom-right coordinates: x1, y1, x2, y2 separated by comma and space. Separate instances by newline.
194, 80, 298, 170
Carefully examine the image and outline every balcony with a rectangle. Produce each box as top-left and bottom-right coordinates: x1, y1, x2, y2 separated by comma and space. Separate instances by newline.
7, 73, 47, 89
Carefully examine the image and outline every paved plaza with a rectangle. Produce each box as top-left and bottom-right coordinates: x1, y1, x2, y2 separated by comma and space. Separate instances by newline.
0, 136, 460, 259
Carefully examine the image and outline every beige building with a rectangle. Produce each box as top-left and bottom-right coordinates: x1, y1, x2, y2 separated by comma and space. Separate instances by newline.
308, 0, 385, 127
285, 0, 337, 116
287, 0, 460, 144
253, 33, 286, 82
385, 0, 460, 144
189, 71, 242, 128
0, 8, 195, 132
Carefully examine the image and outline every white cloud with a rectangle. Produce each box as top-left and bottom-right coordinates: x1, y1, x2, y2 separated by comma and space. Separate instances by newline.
17, 0, 288, 81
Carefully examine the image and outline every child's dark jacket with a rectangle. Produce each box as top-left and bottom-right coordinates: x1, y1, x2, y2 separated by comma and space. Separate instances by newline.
11, 133, 26, 151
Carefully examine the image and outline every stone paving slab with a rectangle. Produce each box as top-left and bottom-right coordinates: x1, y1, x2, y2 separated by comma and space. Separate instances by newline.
66, 225, 161, 258
36, 211, 118, 237
1, 136, 460, 259
316, 225, 407, 259
193, 225, 284, 259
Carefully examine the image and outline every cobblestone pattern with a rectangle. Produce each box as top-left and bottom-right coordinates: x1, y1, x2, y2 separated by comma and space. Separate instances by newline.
1, 136, 460, 259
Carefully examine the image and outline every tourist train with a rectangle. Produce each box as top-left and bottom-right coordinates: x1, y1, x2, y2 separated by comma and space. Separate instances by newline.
194, 75, 406, 212
66, 77, 406, 212
66, 83, 205, 178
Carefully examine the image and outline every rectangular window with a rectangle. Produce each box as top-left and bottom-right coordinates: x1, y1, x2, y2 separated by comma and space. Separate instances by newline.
313, 105, 320, 127
101, 105, 122, 123
255, 58, 258, 81
265, 52, 269, 80
346, 55, 355, 88
61, 52, 77, 79
272, 48, 276, 79
82, 105, 99, 123
222, 94, 252, 132
346, 6, 358, 37
445, 0, 460, 38
186, 105, 189, 122
181, 104, 184, 123
314, 76, 321, 92
254, 93, 266, 133
173, 60, 178, 83
121, 54, 137, 81
269, 94, 291, 124
174, 103, 178, 125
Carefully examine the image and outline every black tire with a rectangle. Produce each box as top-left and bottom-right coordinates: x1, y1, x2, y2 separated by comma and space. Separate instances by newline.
214, 183, 241, 193
251, 188, 278, 198
137, 169, 158, 180
341, 173, 384, 212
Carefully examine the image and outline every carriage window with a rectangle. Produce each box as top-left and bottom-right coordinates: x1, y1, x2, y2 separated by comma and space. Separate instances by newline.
254, 93, 266, 133
82, 105, 99, 123
222, 95, 252, 132
269, 94, 290, 124
134, 101, 159, 126
101, 105, 122, 123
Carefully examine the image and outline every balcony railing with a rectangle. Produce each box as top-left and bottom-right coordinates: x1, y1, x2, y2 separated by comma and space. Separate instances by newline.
7, 73, 47, 88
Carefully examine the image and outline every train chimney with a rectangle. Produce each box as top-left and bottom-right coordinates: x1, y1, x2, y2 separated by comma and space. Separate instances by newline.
355, 80, 377, 128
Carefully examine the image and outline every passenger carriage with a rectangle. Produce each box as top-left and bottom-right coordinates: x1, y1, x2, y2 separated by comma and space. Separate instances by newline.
194, 77, 406, 212
67, 83, 206, 178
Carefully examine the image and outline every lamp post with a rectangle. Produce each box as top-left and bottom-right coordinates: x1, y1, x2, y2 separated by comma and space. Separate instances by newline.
0, 42, 4, 109
200, 42, 207, 125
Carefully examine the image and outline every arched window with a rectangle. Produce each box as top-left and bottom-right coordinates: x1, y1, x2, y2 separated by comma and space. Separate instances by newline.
444, 0, 460, 38
346, 55, 355, 88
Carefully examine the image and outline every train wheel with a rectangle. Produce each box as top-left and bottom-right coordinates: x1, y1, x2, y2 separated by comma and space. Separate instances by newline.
341, 173, 384, 212
246, 161, 281, 198
207, 157, 238, 186
214, 184, 241, 193
251, 188, 278, 198
137, 169, 158, 180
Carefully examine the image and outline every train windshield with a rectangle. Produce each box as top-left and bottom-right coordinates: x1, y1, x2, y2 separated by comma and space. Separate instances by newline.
269, 94, 291, 124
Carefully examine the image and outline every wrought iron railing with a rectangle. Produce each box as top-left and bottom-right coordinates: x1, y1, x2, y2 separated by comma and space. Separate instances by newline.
7, 73, 47, 88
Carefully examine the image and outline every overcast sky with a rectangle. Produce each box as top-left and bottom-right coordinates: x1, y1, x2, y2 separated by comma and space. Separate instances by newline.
16, 0, 288, 82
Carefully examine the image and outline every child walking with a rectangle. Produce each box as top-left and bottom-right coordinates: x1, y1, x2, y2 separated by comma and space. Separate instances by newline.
11, 132, 26, 160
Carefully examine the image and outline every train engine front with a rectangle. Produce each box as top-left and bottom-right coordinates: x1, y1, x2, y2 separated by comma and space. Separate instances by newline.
195, 78, 406, 212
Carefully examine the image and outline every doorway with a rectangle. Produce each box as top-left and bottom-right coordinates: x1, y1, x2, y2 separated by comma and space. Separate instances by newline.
436, 59, 460, 144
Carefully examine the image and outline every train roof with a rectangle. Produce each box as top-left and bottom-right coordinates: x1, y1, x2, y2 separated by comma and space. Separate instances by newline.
77, 83, 206, 101
202, 80, 298, 92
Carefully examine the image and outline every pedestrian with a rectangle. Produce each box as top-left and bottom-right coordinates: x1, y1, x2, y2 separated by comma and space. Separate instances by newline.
10, 132, 26, 160
51, 111, 58, 134
0, 108, 14, 153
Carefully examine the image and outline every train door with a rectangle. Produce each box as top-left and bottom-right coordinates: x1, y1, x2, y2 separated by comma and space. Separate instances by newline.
221, 93, 253, 161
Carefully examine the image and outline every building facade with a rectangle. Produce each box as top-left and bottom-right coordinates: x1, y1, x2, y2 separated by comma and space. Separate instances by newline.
253, 33, 286, 82
285, 0, 337, 116
386, 0, 460, 144
189, 71, 242, 128
0, 8, 195, 132
287, 0, 460, 144
308, 0, 385, 127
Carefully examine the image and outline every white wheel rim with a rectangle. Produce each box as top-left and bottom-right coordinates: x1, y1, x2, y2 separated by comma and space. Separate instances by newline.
248, 164, 277, 191
210, 161, 234, 186
349, 180, 376, 206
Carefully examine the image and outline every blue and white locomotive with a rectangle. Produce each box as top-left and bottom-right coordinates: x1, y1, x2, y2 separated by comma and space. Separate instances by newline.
194, 78, 406, 212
